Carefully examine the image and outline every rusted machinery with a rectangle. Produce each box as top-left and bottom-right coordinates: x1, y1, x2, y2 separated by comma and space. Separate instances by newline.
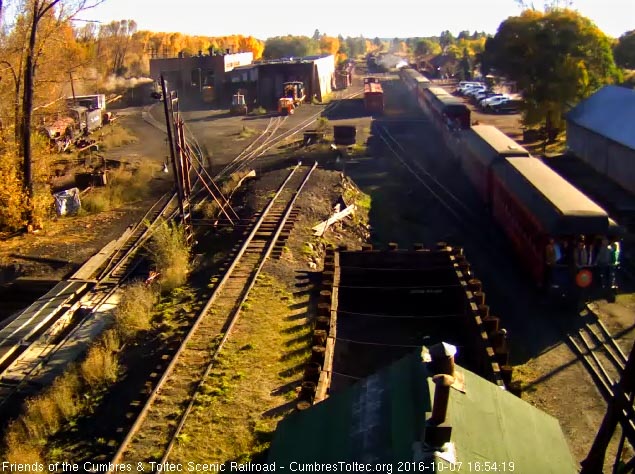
278, 97, 295, 115
283, 81, 306, 106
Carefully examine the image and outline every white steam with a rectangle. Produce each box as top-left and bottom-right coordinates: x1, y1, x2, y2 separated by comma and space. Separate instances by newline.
101, 75, 154, 91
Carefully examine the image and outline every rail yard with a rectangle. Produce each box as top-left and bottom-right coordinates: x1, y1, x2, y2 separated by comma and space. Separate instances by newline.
1, 56, 635, 473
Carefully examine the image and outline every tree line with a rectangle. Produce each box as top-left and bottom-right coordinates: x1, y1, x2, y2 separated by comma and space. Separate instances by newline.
0, 1, 633, 233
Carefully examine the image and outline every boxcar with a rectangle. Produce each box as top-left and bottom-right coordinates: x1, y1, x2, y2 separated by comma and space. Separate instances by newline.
460, 125, 531, 205
491, 157, 621, 288
364, 81, 384, 114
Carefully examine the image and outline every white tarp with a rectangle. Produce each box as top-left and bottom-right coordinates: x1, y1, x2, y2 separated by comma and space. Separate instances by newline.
53, 188, 81, 216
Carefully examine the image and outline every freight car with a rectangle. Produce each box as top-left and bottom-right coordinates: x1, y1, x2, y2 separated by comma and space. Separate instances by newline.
459, 125, 531, 206
490, 157, 622, 291
364, 81, 384, 114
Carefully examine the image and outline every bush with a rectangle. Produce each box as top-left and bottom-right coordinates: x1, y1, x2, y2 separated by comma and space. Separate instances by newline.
80, 343, 119, 389
249, 106, 267, 116
2, 428, 45, 464
115, 283, 156, 339
0, 137, 53, 232
149, 222, 191, 292
49, 370, 82, 420
80, 165, 155, 214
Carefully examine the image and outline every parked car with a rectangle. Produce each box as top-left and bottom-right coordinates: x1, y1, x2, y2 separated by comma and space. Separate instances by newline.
456, 83, 484, 95
465, 86, 487, 98
490, 99, 522, 114
480, 94, 509, 108
483, 96, 511, 110
473, 91, 498, 103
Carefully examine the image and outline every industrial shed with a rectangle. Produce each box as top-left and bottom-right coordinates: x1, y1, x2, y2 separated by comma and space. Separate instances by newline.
227, 54, 335, 109
149, 51, 253, 103
566, 86, 635, 195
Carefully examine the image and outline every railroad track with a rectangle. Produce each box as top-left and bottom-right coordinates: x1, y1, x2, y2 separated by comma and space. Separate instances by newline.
111, 162, 317, 468
218, 90, 364, 179
377, 125, 511, 253
97, 192, 177, 284
0, 191, 179, 409
567, 307, 628, 401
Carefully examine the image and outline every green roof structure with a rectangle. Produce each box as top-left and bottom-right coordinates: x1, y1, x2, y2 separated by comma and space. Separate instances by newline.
268, 347, 577, 473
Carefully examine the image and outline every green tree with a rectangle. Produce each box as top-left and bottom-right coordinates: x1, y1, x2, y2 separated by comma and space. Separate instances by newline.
483, 9, 620, 132
414, 38, 441, 57
263, 35, 319, 59
345, 36, 366, 57
439, 30, 454, 50
613, 30, 635, 69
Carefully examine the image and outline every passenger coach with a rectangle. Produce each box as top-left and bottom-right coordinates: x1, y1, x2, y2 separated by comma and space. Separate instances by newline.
490, 157, 621, 291
421, 87, 471, 130
459, 125, 531, 206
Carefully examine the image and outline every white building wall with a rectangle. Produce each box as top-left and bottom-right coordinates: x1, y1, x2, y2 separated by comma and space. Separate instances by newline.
313, 55, 335, 101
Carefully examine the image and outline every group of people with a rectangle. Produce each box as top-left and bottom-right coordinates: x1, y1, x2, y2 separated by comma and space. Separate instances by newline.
545, 236, 620, 290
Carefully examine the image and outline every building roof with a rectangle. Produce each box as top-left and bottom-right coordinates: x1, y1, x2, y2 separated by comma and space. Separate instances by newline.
268, 348, 577, 472
566, 85, 635, 151
469, 125, 531, 159
495, 157, 610, 235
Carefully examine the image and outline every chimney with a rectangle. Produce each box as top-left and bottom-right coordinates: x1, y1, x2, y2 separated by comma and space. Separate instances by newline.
427, 342, 457, 376
429, 374, 454, 424
226, 48, 231, 55
423, 343, 456, 448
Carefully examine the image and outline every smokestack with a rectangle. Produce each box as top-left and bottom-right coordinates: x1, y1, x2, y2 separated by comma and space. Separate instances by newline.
430, 374, 454, 424
428, 342, 457, 376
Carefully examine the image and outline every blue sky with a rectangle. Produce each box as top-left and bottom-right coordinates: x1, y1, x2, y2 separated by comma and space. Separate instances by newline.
81, 0, 633, 39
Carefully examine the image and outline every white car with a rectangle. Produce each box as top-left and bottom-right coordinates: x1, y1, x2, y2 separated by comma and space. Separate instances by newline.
483, 96, 511, 110
480, 94, 509, 107
457, 83, 484, 95
464, 86, 487, 97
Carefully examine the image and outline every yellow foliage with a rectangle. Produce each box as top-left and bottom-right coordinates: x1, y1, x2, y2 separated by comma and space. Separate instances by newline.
319, 36, 340, 56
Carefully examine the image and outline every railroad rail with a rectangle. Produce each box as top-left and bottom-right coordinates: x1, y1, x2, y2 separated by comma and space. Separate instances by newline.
0, 191, 179, 409
377, 125, 510, 254
566, 306, 635, 441
567, 309, 627, 399
111, 162, 317, 468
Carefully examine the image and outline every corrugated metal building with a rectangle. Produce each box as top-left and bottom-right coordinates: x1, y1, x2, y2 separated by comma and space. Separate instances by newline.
227, 55, 335, 109
566, 86, 635, 194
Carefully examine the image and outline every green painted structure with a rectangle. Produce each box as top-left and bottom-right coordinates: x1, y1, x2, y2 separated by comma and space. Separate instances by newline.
268, 348, 577, 473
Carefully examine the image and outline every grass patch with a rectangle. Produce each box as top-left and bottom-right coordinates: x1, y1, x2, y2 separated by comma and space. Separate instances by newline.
238, 126, 258, 139
169, 273, 311, 463
195, 170, 252, 220
342, 181, 371, 226
98, 122, 137, 151
80, 165, 156, 214
80, 339, 120, 389
115, 282, 157, 340
148, 222, 191, 293
316, 117, 329, 131
248, 106, 267, 116
2, 327, 125, 462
